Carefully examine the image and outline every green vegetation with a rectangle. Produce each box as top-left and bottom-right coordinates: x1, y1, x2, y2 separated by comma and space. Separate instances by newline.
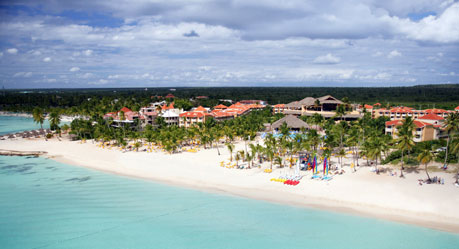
3, 86, 458, 180
1, 85, 459, 114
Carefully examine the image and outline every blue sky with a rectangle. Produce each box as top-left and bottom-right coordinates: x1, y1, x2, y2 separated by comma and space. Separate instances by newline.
0, 0, 458, 88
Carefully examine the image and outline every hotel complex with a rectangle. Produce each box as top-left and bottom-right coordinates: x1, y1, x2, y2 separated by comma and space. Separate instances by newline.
104, 94, 457, 143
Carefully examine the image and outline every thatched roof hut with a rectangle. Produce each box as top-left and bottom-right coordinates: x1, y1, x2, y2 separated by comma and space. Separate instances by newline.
270, 115, 319, 131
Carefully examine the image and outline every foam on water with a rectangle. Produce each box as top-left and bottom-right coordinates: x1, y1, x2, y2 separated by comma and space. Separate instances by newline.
0, 155, 458, 249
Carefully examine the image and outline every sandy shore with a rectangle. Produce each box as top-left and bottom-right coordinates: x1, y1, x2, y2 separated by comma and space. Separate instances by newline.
1, 137, 459, 233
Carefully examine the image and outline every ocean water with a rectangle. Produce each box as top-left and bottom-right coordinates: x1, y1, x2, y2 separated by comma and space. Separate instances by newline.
0, 155, 458, 249
0, 115, 51, 135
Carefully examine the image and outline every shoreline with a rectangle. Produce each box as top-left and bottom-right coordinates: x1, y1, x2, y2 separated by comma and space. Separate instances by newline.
52, 154, 459, 234
0, 111, 78, 122
1, 137, 459, 234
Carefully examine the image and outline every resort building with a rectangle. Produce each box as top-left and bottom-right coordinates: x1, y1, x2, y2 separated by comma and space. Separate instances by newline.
372, 107, 452, 120
275, 95, 362, 120
139, 106, 158, 126
179, 106, 213, 128
385, 120, 435, 142
239, 100, 267, 105
273, 104, 285, 114
162, 109, 180, 126
384, 114, 448, 142
268, 115, 321, 132
103, 107, 144, 128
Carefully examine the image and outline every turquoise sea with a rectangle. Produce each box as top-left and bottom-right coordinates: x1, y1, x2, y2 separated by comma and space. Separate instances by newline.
1, 116, 459, 248
0, 115, 50, 135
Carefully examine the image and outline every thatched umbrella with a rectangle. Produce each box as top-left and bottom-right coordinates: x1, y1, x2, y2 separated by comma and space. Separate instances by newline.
8, 134, 15, 139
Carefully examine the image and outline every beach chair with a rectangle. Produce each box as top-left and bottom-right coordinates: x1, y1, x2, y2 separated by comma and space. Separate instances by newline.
311, 174, 321, 179
322, 176, 333, 181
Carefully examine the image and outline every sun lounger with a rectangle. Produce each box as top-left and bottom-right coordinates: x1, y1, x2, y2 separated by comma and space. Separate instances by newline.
322, 176, 333, 181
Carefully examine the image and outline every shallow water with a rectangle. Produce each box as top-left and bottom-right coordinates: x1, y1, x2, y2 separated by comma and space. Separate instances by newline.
0, 115, 51, 135
0, 155, 458, 249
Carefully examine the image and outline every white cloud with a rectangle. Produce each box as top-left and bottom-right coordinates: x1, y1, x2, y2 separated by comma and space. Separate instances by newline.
392, 2, 459, 43
0, 1, 457, 88
89, 79, 109, 85
13, 72, 33, 78
79, 73, 94, 79
313, 53, 341, 64
374, 72, 392, 80
7, 48, 18, 54
83, 49, 93, 56
69, 67, 80, 72
387, 50, 401, 58
43, 57, 52, 62
0, 52, 3, 57
372, 51, 383, 57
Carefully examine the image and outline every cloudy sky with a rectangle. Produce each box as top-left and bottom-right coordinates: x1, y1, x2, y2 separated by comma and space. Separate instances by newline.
0, 0, 458, 88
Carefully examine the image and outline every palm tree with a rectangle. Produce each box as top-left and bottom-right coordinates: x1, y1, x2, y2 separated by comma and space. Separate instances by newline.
395, 117, 415, 177
346, 125, 359, 171
211, 126, 224, 155
314, 99, 321, 111
265, 145, 275, 170
336, 148, 346, 169
274, 156, 283, 168
443, 113, 459, 168
417, 143, 434, 181
32, 107, 45, 129
49, 109, 61, 131
248, 143, 258, 168
450, 134, 459, 184
335, 104, 347, 121
226, 143, 235, 161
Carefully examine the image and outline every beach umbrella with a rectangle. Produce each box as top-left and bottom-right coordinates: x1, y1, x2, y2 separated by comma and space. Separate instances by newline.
8, 134, 15, 139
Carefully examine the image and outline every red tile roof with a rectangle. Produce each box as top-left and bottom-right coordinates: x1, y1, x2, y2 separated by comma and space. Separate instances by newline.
413, 120, 430, 128
273, 104, 285, 108
455, 106, 459, 110
425, 108, 448, 113
390, 107, 413, 113
364, 104, 373, 109
120, 107, 133, 113
194, 106, 207, 112
418, 113, 444, 120
214, 104, 228, 109
385, 120, 403, 126
386, 120, 431, 128
161, 103, 174, 110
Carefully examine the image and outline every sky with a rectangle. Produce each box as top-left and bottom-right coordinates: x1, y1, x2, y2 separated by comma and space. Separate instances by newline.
0, 0, 458, 88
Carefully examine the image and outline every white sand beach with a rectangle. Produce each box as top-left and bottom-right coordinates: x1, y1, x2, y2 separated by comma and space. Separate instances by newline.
1, 137, 459, 233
